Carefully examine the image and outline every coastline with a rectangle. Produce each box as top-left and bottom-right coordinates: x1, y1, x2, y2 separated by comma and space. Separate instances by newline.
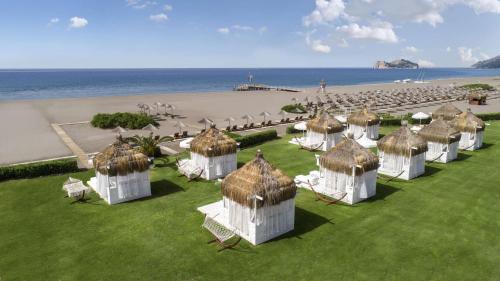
2, 75, 500, 165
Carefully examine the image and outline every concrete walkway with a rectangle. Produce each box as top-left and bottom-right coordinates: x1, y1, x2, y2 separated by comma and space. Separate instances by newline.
51, 123, 91, 169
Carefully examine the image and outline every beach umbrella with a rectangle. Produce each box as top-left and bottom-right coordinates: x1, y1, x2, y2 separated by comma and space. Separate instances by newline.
160, 103, 168, 114
291, 97, 298, 104
224, 117, 235, 127
153, 102, 163, 115
137, 103, 145, 113
304, 96, 310, 104
167, 104, 177, 116
412, 112, 430, 125
142, 124, 159, 132
198, 117, 214, 130
174, 121, 187, 134
112, 126, 128, 136
316, 96, 324, 104
259, 111, 271, 123
241, 114, 254, 125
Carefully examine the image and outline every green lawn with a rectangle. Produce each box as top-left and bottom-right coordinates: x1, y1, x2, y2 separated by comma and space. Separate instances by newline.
1, 124, 500, 281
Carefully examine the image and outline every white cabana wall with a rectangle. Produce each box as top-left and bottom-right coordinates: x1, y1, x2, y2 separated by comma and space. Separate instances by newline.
426, 141, 459, 163
458, 131, 483, 151
348, 124, 379, 139
191, 152, 237, 180
378, 152, 426, 180
305, 130, 344, 151
92, 171, 151, 205
318, 168, 377, 205
223, 197, 295, 245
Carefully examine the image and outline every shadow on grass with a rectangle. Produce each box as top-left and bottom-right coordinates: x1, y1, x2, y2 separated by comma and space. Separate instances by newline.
422, 165, 442, 177
456, 152, 472, 161
481, 142, 494, 150
132, 179, 184, 203
366, 182, 400, 202
268, 207, 333, 242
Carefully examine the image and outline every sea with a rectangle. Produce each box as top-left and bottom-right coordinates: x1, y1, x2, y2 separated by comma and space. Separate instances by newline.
1, 68, 500, 101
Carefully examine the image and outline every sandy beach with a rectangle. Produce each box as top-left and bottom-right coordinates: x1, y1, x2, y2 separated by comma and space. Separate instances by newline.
2, 76, 500, 165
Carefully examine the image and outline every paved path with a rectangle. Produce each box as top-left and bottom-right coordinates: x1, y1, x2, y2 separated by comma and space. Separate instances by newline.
50, 123, 91, 169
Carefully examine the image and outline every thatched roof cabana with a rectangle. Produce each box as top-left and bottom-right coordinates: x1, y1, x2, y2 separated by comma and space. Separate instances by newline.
94, 137, 149, 176
377, 122, 428, 156
418, 119, 461, 144
190, 126, 238, 157
432, 104, 462, 121
221, 150, 296, 208
450, 109, 485, 133
320, 136, 379, 176
347, 107, 380, 126
306, 111, 344, 134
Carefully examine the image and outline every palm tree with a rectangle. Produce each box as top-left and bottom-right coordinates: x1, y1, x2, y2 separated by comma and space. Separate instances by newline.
126, 132, 173, 157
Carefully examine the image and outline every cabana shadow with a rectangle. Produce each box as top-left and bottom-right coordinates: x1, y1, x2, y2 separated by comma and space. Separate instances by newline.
481, 142, 494, 149
422, 165, 442, 177
366, 182, 400, 202
134, 179, 184, 202
456, 153, 472, 161
268, 207, 333, 242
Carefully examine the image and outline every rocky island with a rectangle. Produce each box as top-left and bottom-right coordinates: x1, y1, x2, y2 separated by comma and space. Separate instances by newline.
472, 55, 500, 69
374, 59, 419, 69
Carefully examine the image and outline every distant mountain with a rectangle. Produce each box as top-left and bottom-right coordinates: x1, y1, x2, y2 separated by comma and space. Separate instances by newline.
374, 59, 419, 69
472, 55, 500, 69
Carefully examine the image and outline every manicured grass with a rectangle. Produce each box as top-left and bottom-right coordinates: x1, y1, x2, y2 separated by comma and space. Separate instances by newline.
1, 124, 500, 280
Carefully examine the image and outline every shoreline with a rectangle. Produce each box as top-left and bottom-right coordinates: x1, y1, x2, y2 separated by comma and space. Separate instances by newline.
2, 75, 500, 165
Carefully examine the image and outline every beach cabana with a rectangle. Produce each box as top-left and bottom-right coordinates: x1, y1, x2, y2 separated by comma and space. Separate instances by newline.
432, 103, 462, 121
88, 137, 151, 204
303, 112, 344, 150
177, 126, 237, 180
450, 109, 485, 151
295, 136, 379, 205
198, 150, 297, 245
418, 119, 461, 163
347, 107, 380, 139
377, 122, 428, 180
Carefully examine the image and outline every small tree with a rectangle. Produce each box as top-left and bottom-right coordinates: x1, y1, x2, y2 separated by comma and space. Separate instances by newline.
126, 133, 173, 157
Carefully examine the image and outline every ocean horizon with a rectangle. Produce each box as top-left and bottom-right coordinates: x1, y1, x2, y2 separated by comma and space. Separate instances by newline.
1, 67, 500, 101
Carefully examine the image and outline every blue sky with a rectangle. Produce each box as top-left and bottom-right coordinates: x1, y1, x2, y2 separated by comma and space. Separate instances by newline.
0, 0, 499, 68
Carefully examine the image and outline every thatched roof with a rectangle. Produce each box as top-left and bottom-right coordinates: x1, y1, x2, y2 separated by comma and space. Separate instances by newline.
450, 109, 485, 133
418, 119, 462, 144
377, 122, 428, 156
221, 150, 296, 208
468, 92, 488, 100
320, 137, 379, 176
94, 137, 149, 176
347, 107, 380, 126
306, 111, 344, 134
190, 127, 238, 157
432, 104, 462, 121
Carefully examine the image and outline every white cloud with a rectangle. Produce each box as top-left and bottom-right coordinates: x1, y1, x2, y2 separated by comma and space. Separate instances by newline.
338, 38, 349, 47
458, 47, 479, 63
69, 17, 88, 29
303, 0, 348, 26
149, 13, 168, 22
258, 26, 268, 35
414, 10, 444, 26
446, 46, 451, 52
126, 0, 157, 9
417, 59, 435, 67
404, 46, 419, 53
466, 0, 500, 13
480, 52, 490, 60
337, 21, 398, 43
163, 4, 173, 11
47, 18, 59, 26
217, 27, 230, 34
232, 25, 254, 31
311, 40, 332, 53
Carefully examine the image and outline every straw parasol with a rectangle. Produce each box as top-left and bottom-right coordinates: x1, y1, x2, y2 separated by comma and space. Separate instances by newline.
319, 136, 379, 176
347, 106, 380, 126
259, 111, 271, 123
418, 118, 461, 144
112, 126, 128, 135
432, 103, 462, 121
412, 112, 430, 125
278, 110, 288, 119
306, 111, 343, 134
198, 117, 214, 130
377, 121, 428, 156
222, 150, 296, 208
450, 108, 485, 133
189, 126, 238, 157
224, 117, 235, 127
174, 121, 187, 134
142, 124, 159, 132
241, 114, 254, 125
93, 136, 149, 176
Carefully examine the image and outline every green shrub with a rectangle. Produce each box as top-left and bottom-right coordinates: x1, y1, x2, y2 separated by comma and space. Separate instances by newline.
281, 104, 307, 114
459, 83, 495, 91
286, 125, 302, 134
91, 112, 157, 129
231, 130, 278, 148
0, 158, 79, 181
477, 112, 500, 121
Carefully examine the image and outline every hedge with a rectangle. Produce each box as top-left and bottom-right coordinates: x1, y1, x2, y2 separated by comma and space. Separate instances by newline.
281, 104, 307, 114
286, 125, 302, 134
0, 158, 80, 181
459, 83, 495, 91
477, 112, 500, 121
231, 130, 278, 148
91, 112, 157, 129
